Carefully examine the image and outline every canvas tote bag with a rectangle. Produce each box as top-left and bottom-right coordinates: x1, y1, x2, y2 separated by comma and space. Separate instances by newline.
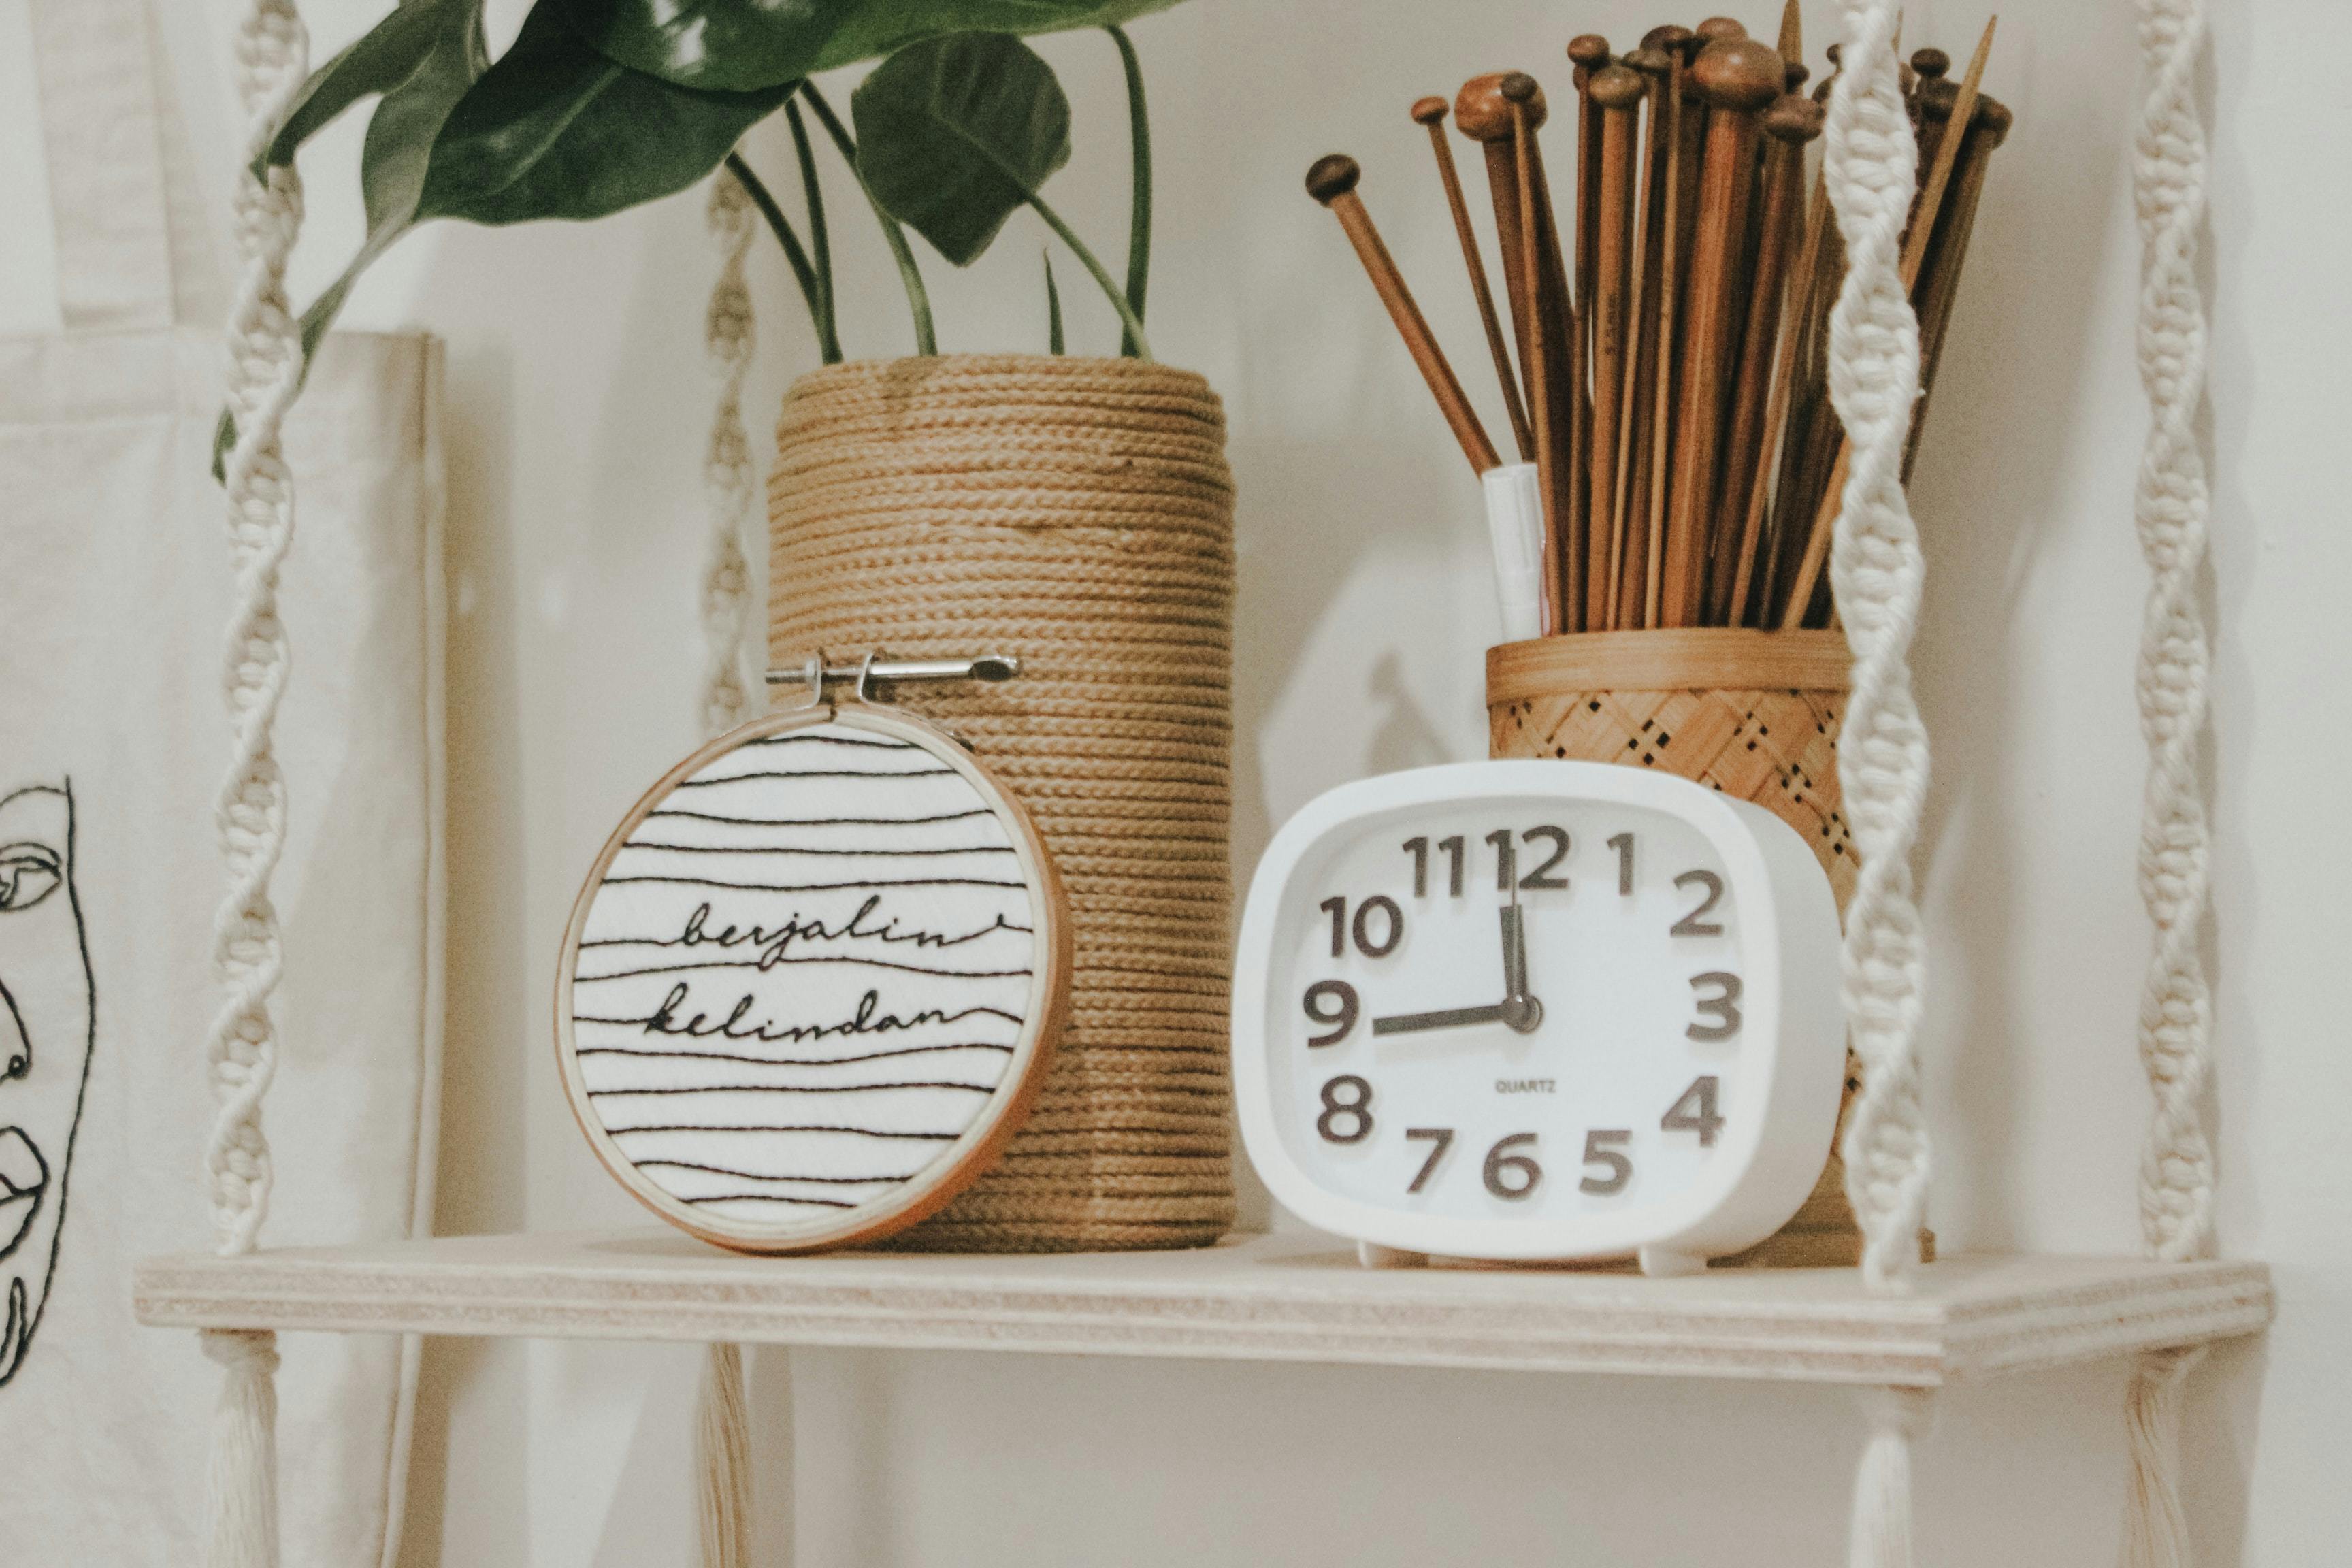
0, 1, 445, 1561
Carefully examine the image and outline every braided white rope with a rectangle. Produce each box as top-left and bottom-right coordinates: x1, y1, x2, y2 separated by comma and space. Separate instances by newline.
2130, 0, 2215, 1271
2121, 1343, 2207, 1568
1823, 0, 1932, 1294
210, 0, 308, 1262
700, 169, 759, 738
207, 9, 307, 1565
2122, 3, 2215, 1564
1848, 1387, 1936, 1568
696, 167, 762, 1568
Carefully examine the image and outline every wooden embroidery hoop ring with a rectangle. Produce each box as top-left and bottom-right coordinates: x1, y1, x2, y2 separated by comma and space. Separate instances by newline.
553, 657, 1072, 1254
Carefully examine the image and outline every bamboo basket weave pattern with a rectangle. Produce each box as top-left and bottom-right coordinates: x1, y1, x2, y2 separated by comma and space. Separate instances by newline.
1487, 630, 1865, 1264
768, 355, 1236, 1252
1486, 632, 1857, 907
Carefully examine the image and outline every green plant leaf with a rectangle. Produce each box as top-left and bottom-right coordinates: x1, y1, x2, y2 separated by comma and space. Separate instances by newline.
415, 5, 794, 225
257, 0, 485, 178
218, 0, 488, 478
557, 0, 853, 93
851, 32, 1068, 267
813, 0, 1183, 76
1044, 249, 1063, 354
564, 0, 1182, 93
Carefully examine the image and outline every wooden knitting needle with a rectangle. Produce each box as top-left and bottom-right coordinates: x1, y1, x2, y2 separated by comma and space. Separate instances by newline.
1459, 73, 1580, 623
1906, 21, 1991, 278
1720, 95, 1825, 626
1501, 74, 1565, 633
1778, 17, 1996, 628
1307, 154, 1499, 476
1778, 0, 1803, 67
1906, 91, 2010, 478
1456, 76, 1537, 399
1414, 95, 1533, 461
1586, 62, 1642, 632
1610, 43, 1672, 630
1569, 34, 1610, 628
1569, 35, 1611, 331
1643, 35, 1695, 628
1660, 37, 1783, 627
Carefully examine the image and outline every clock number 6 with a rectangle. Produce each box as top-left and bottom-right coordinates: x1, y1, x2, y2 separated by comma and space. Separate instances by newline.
1302, 981, 1359, 1047
1687, 973, 1743, 1041
1482, 1133, 1544, 1200
1317, 1075, 1374, 1143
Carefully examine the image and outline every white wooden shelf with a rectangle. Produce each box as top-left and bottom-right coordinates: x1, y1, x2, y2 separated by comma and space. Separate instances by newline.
134, 1230, 2270, 1388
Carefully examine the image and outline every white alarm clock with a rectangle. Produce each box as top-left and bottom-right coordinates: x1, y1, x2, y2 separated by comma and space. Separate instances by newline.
1232, 760, 1844, 1276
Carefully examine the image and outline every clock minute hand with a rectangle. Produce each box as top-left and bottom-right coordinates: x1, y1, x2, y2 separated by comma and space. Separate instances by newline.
1371, 1002, 1511, 1036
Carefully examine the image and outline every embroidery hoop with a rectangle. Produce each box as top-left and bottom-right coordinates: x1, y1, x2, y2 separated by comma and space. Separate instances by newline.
553, 651, 1071, 1253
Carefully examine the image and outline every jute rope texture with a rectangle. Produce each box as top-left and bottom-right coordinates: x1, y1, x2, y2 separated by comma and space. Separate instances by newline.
696, 168, 762, 1568
210, 3, 308, 1563
2123, 1, 2217, 1563
1822, 0, 1933, 1300
769, 356, 1235, 1250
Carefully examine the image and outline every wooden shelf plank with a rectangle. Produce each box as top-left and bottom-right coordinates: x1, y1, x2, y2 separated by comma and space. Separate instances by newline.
133, 1231, 2271, 1388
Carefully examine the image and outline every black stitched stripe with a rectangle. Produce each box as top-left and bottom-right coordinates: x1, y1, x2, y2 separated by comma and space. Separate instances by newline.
574, 1042, 1017, 1067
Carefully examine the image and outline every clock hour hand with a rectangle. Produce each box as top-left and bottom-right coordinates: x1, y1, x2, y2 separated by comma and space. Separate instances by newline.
1497, 902, 1543, 1034
1371, 1002, 1511, 1036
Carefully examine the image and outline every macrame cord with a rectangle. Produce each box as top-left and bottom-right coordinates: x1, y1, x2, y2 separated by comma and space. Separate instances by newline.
2122, 0, 2217, 1562
1820, 1, 1934, 1561
694, 164, 762, 1568
206, 1, 309, 1565
1822, 0, 1931, 1298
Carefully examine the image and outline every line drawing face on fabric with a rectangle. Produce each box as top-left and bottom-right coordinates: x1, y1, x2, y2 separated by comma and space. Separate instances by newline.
0, 783, 95, 1386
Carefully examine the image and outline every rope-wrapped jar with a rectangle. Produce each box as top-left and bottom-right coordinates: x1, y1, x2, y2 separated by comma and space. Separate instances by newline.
768, 355, 1236, 1251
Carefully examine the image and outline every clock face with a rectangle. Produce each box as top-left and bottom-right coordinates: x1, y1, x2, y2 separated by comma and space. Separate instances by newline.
1235, 762, 1842, 1265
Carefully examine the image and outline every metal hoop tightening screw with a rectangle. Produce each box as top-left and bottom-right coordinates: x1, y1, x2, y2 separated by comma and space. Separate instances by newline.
764, 652, 1022, 706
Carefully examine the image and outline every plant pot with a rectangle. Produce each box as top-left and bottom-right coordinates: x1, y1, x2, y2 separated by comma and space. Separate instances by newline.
767, 354, 1236, 1252
1485, 627, 1889, 1267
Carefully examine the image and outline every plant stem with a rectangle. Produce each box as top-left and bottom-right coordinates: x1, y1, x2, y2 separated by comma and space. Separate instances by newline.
800, 80, 936, 357
935, 120, 1154, 359
724, 151, 827, 351
1024, 186, 1152, 360
1109, 24, 1149, 359
1045, 251, 1064, 355
784, 99, 840, 363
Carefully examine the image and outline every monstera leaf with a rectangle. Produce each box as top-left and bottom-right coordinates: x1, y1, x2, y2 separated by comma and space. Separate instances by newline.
417, 6, 796, 225
851, 32, 1068, 267
566, 0, 1183, 93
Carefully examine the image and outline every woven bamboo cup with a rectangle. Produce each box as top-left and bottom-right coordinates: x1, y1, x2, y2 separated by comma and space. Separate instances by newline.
1486, 627, 1866, 1266
768, 355, 1236, 1252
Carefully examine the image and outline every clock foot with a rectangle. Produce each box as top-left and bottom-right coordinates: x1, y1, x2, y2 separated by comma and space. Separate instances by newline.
1637, 1246, 1710, 1278
1356, 1241, 1431, 1270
